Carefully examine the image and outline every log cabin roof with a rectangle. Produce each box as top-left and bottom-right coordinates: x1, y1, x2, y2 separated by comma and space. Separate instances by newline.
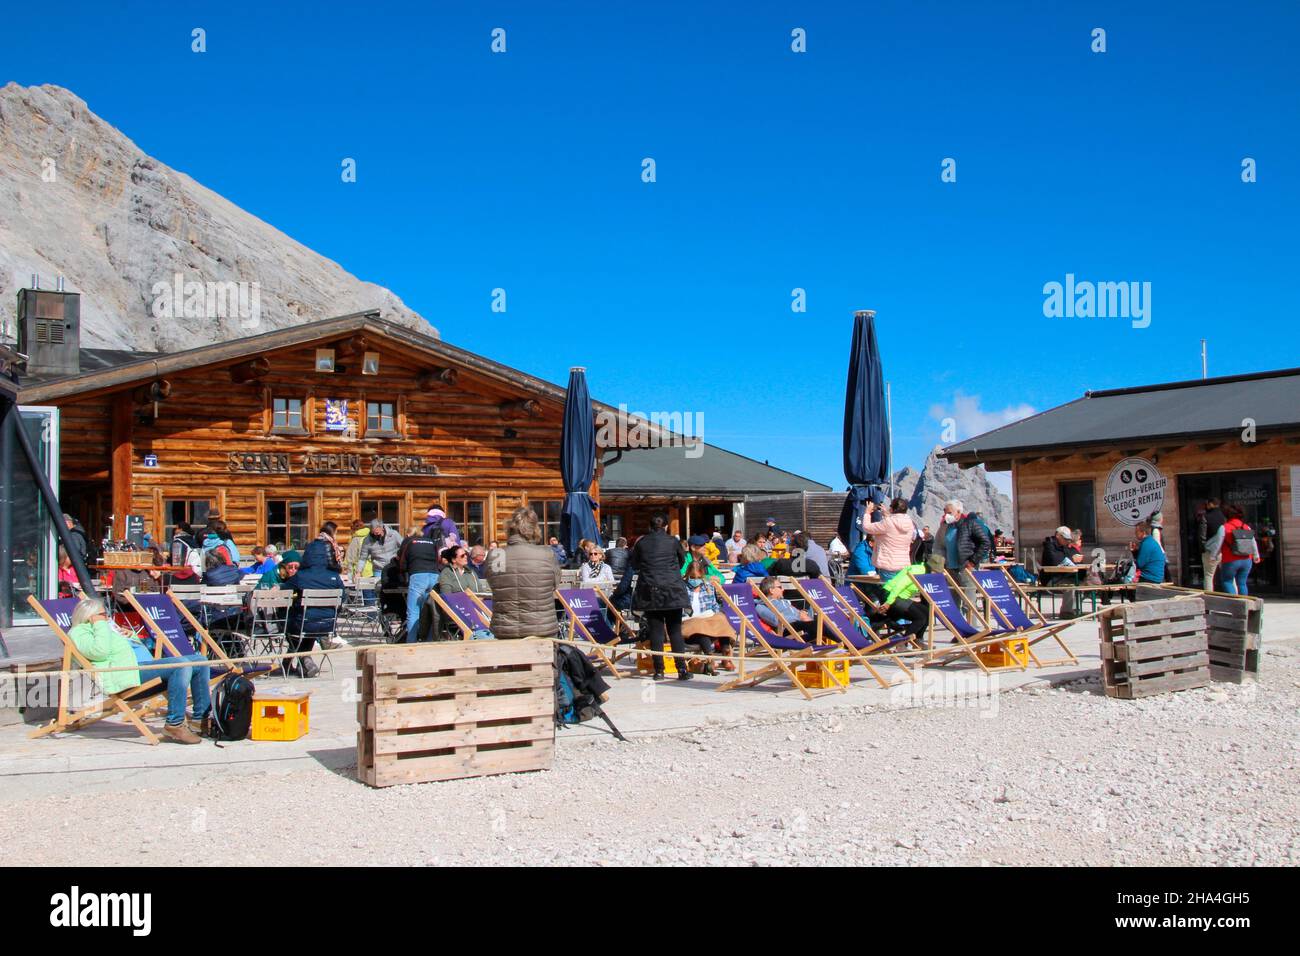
942, 366, 1300, 468
601, 443, 831, 496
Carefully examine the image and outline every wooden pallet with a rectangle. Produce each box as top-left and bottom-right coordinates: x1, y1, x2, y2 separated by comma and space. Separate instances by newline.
1134, 585, 1262, 683
1100, 597, 1209, 699
356, 640, 555, 788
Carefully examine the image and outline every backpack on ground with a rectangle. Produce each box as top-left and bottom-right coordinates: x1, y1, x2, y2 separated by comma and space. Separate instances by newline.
554, 644, 625, 740
208, 673, 254, 741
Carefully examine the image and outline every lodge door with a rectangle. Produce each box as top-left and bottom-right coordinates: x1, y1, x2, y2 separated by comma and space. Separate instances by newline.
1177, 470, 1281, 593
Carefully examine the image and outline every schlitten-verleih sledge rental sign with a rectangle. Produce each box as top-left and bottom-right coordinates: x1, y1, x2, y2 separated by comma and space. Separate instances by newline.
1103, 457, 1167, 526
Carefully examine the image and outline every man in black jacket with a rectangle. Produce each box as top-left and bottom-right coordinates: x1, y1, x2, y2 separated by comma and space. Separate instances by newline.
952, 511, 993, 610
1041, 525, 1083, 617
605, 537, 631, 580
401, 529, 444, 642
1196, 498, 1226, 591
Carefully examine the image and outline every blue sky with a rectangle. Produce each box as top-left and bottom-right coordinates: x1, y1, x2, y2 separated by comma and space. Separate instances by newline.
6, 1, 1299, 493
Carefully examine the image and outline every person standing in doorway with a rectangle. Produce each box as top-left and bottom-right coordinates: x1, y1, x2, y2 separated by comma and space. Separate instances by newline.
1218, 506, 1260, 595
1196, 497, 1226, 591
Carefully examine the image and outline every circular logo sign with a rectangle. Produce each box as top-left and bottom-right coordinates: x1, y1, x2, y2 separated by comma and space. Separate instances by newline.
1102, 457, 1167, 527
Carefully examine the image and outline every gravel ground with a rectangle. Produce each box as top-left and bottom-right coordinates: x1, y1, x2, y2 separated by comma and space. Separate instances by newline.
6, 644, 1298, 867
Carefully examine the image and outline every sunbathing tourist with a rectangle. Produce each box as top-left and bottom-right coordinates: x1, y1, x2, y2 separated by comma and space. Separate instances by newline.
681, 557, 734, 672
860, 497, 917, 581
862, 562, 929, 644
67, 597, 211, 744
579, 545, 615, 586
754, 575, 819, 641
256, 549, 301, 588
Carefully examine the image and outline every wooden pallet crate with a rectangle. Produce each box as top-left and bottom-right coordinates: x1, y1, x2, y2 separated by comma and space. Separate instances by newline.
1134, 585, 1262, 683
356, 640, 555, 788
1100, 597, 1209, 699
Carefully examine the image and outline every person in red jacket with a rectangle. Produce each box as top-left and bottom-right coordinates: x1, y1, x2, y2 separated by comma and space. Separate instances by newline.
1218, 505, 1260, 595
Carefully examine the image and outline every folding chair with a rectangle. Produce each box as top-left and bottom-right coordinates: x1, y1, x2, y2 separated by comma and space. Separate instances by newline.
431, 590, 493, 640
129, 591, 274, 682
247, 589, 294, 657
285, 588, 344, 678
713, 582, 847, 700
790, 579, 915, 687
969, 568, 1086, 667
338, 575, 383, 640
25, 595, 169, 744
198, 586, 248, 655
555, 588, 629, 679
910, 572, 1020, 673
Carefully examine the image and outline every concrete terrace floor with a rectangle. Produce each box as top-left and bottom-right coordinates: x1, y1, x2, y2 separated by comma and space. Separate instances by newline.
2, 598, 1297, 801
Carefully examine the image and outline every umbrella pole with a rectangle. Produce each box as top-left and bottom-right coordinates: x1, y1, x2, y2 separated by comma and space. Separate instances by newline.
886, 381, 894, 499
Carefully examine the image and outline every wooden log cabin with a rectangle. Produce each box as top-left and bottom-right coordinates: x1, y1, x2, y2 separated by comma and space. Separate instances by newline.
941, 368, 1300, 594
11, 296, 827, 568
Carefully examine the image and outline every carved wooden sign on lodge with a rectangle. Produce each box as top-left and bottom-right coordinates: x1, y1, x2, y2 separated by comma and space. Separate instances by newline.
226, 452, 440, 476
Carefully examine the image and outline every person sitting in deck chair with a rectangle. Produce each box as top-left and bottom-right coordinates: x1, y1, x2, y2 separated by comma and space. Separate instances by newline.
681, 557, 734, 672
68, 597, 211, 744
862, 562, 928, 643
754, 576, 819, 641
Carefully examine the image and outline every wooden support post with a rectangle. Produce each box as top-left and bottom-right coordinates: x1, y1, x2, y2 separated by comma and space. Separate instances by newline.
111, 392, 133, 539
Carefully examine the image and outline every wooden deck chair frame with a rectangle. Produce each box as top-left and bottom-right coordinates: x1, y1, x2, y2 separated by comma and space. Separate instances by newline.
26, 595, 169, 744
789, 579, 916, 687
908, 570, 1012, 674
429, 589, 490, 641
555, 588, 625, 680
969, 567, 1086, 668
121, 591, 232, 695
712, 582, 844, 700
124, 590, 258, 686
846, 581, 940, 663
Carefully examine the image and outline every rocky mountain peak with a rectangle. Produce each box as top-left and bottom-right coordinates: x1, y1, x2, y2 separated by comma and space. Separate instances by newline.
0, 82, 432, 351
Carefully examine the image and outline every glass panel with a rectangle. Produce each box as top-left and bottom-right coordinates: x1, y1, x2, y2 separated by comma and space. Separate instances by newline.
360, 499, 400, 531
7, 408, 55, 624
367, 402, 395, 432
163, 499, 210, 543
1058, 481, 1096, 543
273, 398, 302, 429
266, 499, 311, 551
530, 500, 562, 544
1178, 471, 1279, 591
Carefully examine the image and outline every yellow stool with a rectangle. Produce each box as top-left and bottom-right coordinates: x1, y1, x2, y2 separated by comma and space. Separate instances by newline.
251, 687, 312, 741
634, 642, 684, 675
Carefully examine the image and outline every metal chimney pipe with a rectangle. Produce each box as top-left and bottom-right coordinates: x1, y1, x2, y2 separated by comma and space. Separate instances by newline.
30, 274, 38, 290
56, 275, 65, 292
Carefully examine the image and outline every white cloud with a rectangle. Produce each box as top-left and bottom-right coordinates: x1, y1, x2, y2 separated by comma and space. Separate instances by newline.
929, 391, 1036, 442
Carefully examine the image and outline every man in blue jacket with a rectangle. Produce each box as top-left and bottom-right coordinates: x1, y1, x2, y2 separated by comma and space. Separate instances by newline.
282, 539, 346, 675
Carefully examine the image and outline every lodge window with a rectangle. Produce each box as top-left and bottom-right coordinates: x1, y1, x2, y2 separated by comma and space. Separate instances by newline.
530, 500, 563, 545
1058, 480, 1096, 543
163, 499, 211, 545
360, 498, 401, 532
266, 499, 311, 551
447, 499, 487, 547
271, 397, 305, 433
366, 400, 397, 437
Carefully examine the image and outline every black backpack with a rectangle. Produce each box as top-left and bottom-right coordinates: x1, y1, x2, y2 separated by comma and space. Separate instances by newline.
554, 645, 625, 741
208, 673, 254, 741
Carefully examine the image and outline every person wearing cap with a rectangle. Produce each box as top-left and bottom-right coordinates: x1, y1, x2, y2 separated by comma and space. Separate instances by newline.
681, 533, 724, 581
1041, 525, 1083, 617
256, 549, 302, 589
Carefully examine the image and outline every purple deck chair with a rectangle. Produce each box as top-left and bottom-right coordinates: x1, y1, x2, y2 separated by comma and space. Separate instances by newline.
720, 583, 821, 652
912, 572, 1013, 668
556, 588, 626, 677
970, 569, 1077, 665
131, 592, 272, 678
837, 584, 914, 647
715, 582, 846, 699
434, 591, 493, 639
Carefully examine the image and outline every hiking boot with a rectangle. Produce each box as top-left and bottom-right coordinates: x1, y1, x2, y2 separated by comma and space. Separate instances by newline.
186, 714, 211, 736
677, 672, 693, 682
652, 672, 666, 681
163, 723, 202, 745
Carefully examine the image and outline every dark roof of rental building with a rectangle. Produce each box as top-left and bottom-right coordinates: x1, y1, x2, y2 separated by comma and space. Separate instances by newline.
942, 366, 1300, 467
602, 443, 830, 496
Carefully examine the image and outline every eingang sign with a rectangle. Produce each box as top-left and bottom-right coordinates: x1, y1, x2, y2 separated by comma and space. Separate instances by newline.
1103, 457, 1167, 527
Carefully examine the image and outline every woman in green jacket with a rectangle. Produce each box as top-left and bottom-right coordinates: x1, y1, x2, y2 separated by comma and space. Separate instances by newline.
68, 597, 211, 744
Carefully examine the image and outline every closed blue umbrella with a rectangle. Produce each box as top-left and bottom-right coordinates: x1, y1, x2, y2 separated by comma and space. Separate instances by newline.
559, 367, 602, 563
837, 310, 890, 553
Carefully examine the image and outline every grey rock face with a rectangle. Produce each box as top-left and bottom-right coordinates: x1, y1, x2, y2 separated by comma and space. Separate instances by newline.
0, 83, 433, 351
890, 447, 1013, 535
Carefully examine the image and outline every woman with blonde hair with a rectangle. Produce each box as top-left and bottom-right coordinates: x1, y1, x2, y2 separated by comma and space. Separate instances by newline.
67, 597, 211, 744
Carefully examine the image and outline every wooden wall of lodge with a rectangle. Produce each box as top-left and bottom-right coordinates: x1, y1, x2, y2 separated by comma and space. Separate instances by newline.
1013, 439, 1298, 590
54, 343, 574, 547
